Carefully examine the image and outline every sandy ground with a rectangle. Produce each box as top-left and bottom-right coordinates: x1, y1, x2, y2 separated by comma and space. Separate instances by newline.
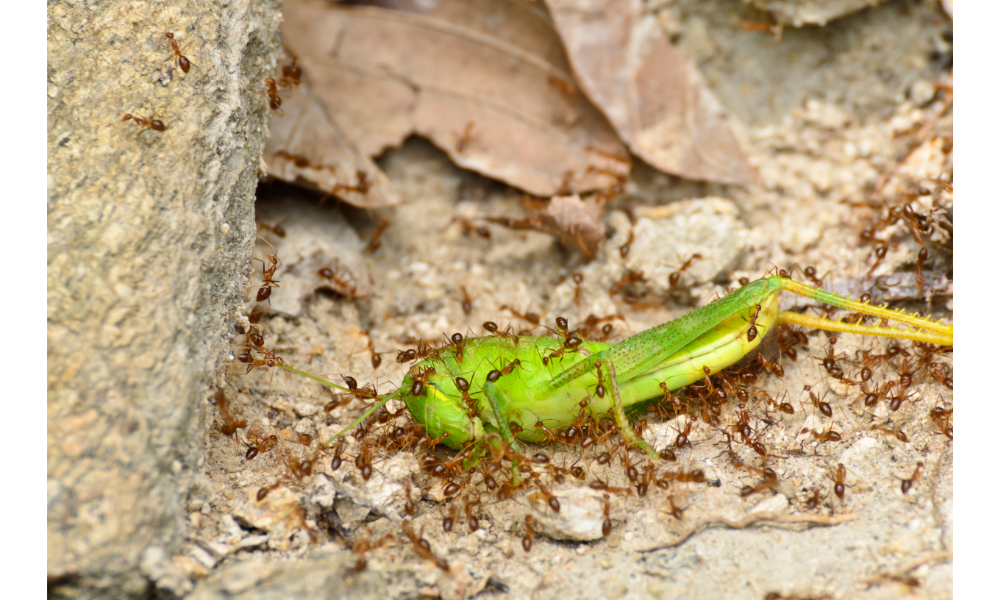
186, 2, 953, 599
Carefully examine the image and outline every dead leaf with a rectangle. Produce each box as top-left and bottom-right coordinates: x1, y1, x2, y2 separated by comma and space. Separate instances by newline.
280, 0, 630, 197
546, 0, 758, 185
485, 194, 606, 257
263, 77, 402, 208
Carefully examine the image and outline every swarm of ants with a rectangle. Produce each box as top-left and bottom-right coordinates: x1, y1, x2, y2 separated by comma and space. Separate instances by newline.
218, 227, 952, 580
210, 67, 952, 585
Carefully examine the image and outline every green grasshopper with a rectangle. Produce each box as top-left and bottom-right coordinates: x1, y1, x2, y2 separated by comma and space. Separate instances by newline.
280, 276, 952, 474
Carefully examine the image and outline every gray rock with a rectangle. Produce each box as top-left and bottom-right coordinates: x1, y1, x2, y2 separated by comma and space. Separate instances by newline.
528, 487, 620, 542
47, 1, 282, 597
189, 552, 477, 600
743, 0, 889, 27
626, 198, 749, 293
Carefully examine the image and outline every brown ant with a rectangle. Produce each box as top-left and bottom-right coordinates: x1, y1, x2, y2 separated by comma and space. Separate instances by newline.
830, 463, 848, 500
745, 302, 763, 342
254, 238, 281, 305
121, 113, 166, 133
738, 464, 779, 498
277, 56, 303, 89
804, 385, 833, 418
521, 515, 536, 552
317, 259, 359, 297
914, 247, 930, 292
622, 294, 662, 309
458, 286, 473, 315
402, 485, 415, 517
256, 481, 283, 502
160, 31, 197, 75
500, 359, 522, 376
756, 352, 785, 378
353, 440, 375, 481
450, 216, 491, 239
669, 253, 702, 287
665, 495, 686, 520
802, 265, 825, 287
809, 428, 842, 445
400, 520, 449, 571
363, 331, 382, 370
366, 215, 390, 253
869, 423, 908, 443
214, 389, 246, 437
481, 321, 516, 343
867, 244, 889, 277
900, 462, 923, 494
256, 219, 286, 238
454, 122, 475, 154
262, 77, 283, 114
571, 273, 585, 306
243, 424, 278, 460
533, 480, 561, 513
442, 467, 477, 497
464, 496, 480, 532
499, 304, 541, 326
602, 494, 613, 535
589, 477, 633, 495
541, 335, 582, 366
608, 268, 646, 296
446, 332, 466, 363
929, 404, 953, 440
618, 224, 635, 259
350, 529, 395, 574
239, 344, 284, 374
441, 503, 458, 532
331, 170, 371, 196
819, 336, 844, 380
731, 409, 755, 444
673, 420, 693, 449
285, 452, 320, 480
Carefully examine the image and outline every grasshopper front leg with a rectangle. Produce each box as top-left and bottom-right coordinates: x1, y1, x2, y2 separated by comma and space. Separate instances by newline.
482, 378, 525, 485
600, 358, 659, 460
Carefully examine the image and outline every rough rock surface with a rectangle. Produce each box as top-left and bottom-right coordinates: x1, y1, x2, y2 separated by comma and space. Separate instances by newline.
47, 1, 282, 597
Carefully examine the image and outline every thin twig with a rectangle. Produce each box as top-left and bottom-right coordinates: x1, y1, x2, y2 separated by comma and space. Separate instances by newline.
859, 551, 953, 587
638, 511, 858, 553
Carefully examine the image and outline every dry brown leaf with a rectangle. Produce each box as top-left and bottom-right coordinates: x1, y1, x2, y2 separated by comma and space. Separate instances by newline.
485, 194, 606, 258
280, 0, 630, 197
263, 78, 402, 208
546, 0, 758, 185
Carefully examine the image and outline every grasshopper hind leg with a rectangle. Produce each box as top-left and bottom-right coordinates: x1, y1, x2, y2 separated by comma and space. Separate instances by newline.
775, 278, 952, 345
